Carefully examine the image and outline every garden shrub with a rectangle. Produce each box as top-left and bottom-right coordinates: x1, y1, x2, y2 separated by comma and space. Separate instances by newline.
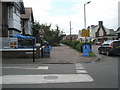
70, 40, 80, 49
61, 40, 92, 52
60, 40, 70, 46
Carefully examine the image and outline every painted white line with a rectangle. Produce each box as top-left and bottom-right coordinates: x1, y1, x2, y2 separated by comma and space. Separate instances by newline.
75, 63, 83, 67
76, 65, 83, 67
37, 66, 48, 70
76, 66, 84, 70
77, 70, 87, 73
1, 74, 94, 84
0, 76, 2, 85
1, 66, 48, 70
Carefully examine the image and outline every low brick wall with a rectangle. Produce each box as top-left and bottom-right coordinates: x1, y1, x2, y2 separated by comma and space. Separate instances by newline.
1, 49, 39, 58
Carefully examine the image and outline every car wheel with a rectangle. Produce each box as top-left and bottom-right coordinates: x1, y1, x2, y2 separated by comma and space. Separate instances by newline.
98, 50, 102, 54
106, 51, 111, 56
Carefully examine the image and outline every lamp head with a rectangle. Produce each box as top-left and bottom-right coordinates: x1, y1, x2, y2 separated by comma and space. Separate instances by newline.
87, 1, 91, 4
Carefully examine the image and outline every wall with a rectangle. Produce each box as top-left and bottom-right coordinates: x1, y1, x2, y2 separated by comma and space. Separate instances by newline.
24, 15, 33, 36
0, 2, 2, 37
2, 3, 8, 37
99, 28, 104, 36
8, 6, 22, 36
90, 26, 99, 37
2, 50, 36, 58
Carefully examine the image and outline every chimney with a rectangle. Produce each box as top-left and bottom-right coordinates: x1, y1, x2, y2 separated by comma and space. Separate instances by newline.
99, 21, 103, 27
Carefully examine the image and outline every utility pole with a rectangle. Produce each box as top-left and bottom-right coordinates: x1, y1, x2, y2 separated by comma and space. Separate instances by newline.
70, 21, 71, 35
70, 21, 72, 43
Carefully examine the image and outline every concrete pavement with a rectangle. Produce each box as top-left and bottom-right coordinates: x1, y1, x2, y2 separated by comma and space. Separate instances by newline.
2, 44, 100, 64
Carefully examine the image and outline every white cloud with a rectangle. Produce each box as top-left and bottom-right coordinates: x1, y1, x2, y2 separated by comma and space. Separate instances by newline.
86, 0, 118, 29
23, 0, 52, 23
23, 0, 119, 34
1, 0, 22, 2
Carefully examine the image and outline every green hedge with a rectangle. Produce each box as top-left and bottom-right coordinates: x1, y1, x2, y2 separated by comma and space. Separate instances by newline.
70, 40, 80, 49
61, 40, 96, 57
60, 40, 70, 46
75, 43, 83, 52
61, 40, 92, 52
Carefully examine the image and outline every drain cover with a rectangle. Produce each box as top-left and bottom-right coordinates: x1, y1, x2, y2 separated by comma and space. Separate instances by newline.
44, 76, 58, 79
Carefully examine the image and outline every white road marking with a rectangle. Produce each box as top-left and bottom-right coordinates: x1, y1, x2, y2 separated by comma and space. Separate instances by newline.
1, 74, 94, 84
37, 66, 48, 70
75, 63, 84, 70
0, 76, 2, 85
76, 66, 84, 70
75, 63, 83, 67
77, 70, 87, 73
1, 66, 49, 70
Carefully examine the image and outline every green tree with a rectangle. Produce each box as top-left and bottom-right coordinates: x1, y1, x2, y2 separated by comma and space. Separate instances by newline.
32, 21, 63, 46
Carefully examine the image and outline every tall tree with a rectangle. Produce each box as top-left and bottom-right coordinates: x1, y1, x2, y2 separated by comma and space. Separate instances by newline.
32, 21, 63, 46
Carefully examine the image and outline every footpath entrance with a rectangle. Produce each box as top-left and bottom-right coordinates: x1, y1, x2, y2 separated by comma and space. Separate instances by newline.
37, 44, 98, 64
2, 44, 98, 64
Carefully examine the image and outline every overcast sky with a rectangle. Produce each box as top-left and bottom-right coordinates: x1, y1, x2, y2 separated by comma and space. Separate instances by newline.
23, 0, 119, 34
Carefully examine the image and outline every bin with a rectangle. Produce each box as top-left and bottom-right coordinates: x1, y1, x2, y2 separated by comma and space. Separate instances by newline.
42, 45, 52, 58
82, 44, 91, 57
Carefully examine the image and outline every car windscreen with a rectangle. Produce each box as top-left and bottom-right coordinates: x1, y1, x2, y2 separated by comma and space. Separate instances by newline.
102, 44, 110, 47
113, 41, 120, 47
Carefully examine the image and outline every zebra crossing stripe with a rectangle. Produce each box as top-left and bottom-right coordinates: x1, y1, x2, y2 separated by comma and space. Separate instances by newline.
75, 63, 83, 67
75, 63, 85, 70
37, 66, 48, 70
1, 66, 49, 70
76, 66, 84, 70
1, 74, 94, 84
77, 70, 87, 73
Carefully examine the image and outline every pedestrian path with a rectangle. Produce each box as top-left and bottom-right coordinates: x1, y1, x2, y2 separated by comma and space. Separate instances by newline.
1, 63, 94, 84
2, 44, 99, 64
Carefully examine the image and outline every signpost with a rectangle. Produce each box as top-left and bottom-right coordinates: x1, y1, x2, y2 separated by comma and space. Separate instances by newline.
81, 29, 90, 42
33, 37, 35, 62
81, 29, 89, 37
39, 29, 44, 58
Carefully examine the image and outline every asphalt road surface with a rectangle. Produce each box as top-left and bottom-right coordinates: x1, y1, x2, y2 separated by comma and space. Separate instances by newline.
2, 54, 119, 88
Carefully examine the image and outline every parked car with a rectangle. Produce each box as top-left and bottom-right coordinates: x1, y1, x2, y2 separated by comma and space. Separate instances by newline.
98, 40, 120, 56
95, 41, 104, 45
95, 41, 101, 45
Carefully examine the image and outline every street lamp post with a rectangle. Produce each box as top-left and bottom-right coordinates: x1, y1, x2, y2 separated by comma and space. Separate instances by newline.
84, 1, 91, 42
84, 1, 91, 29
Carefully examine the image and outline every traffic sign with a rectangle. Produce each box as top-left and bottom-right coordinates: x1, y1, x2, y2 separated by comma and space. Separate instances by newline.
81, 29, 89, 37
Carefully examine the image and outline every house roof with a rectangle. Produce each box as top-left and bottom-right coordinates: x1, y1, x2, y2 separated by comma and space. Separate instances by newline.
109, 29, 115, 34
21, 7, 34, 22
116, 27, 120, 33
90, 25, 98, 30
2, 0, 25, 14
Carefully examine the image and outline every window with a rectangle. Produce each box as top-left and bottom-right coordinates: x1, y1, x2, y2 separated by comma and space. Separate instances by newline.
102, 44, 110, 47
113, 41, 120, 47
13, 7, 17, 14
9, 30, 13, 36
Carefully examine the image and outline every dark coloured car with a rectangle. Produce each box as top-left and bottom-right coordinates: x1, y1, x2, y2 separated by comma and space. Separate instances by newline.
98, 40, 120, 56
